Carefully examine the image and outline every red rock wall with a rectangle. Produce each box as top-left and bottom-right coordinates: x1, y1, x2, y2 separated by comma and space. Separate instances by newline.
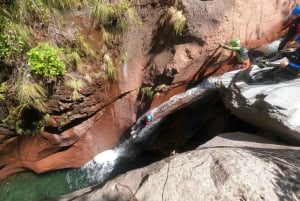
1, 0, 299, 180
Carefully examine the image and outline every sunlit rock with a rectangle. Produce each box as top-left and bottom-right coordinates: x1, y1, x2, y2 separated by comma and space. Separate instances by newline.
210, 65, 300, 145
53, 133, 300, 201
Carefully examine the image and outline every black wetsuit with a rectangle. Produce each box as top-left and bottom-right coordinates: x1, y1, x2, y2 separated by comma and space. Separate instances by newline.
278, 16, 300, 51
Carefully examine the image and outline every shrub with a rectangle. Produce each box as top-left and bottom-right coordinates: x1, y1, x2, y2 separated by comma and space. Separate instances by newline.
140, 86, 155, 100
27, 43, 66, 78
0, 18, 32, 64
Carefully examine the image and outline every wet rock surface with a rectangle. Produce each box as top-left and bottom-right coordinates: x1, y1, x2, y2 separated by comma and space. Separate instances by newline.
52, 133, 300, 201
0, 0, 296, 180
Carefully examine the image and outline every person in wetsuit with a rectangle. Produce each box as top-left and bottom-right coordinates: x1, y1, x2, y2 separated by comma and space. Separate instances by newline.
220, 39, 250, 70
278, 5, 300, 51
262, 34, 300, 70
130, 114, 153, 138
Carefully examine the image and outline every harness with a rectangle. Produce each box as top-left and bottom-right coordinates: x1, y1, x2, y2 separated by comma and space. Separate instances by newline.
285, 49, 300, 64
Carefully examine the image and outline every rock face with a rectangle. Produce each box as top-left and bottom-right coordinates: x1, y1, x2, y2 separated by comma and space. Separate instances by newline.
210, 64, 300, 145
124, 0, 291, 91
0, 0, 297, 179
52, 133, 300, 201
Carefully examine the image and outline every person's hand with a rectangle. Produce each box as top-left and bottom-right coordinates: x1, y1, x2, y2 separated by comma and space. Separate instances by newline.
280, 61, 289, 68
282, 47, 297, 52
219, 43, 225, 47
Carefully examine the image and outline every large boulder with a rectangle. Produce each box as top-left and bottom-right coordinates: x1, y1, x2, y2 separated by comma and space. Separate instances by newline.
51, 133, 300, 201
210, 64, 300, 145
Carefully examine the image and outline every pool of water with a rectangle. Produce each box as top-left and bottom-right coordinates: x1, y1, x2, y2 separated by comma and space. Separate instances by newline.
0, 170, 73, 201
0, 150, 120, 201
0, 168, 108, 201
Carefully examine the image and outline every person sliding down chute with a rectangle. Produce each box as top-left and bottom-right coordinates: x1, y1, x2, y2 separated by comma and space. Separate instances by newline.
220, 39, 251, 70
130, 114, 153, 138
143, 114, 153, 125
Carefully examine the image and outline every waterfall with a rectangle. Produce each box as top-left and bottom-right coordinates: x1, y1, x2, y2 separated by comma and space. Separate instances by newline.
68, 83, 216, 191
65, 119, 163, 191
0, 81, 218, 201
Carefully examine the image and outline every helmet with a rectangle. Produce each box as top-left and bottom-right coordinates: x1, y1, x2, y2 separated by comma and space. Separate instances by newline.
295, 34, 300, 43
146, 115, 152, 121
292, 5, 300, 16
231, 39, 240, 47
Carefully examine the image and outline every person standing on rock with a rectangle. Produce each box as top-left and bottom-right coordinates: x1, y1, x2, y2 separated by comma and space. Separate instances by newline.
220, 39, 251, 70
278, 5, 300, 51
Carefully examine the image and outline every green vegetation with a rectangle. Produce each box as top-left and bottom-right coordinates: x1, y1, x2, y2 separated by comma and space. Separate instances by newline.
140, 86, 155, 100
0, 18, 33, 64
2, 72, 48, 135
121, 52, 128, 64
102, 28, 113, 47
14, 76, 47, 113
160, 6, 186, 36
73, 32, 96, 59
13, 0, 52, 26
91, 0, 140, 45
68, 51, 83, 71
103, 54, 117, 81
0, 0, 140, 135
28, 43, 66, 78
0, 82, 7, 100
65, 78, 85, 101
58, 114, 69, 129
43, 0, 86, 10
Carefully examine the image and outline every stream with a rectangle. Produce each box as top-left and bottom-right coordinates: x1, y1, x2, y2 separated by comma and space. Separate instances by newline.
0, 80, 219, 201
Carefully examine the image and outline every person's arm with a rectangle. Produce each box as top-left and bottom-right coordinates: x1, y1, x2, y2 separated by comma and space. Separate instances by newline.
281, 17, 294, 30
288, 61, 300, 69
221, 45, 240, 51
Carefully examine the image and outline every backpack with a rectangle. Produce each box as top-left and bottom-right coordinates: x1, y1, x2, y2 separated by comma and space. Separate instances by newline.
238, 46, 249, 60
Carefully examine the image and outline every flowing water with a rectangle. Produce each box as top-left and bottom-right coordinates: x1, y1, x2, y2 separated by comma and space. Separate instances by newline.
0, 83, 215, 201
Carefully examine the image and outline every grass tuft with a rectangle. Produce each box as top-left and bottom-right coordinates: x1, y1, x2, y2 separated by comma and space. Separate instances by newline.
14, 75, 47, 113
65, 78, 85, 101
103, 54, 117, 82
68, 51, 83, 71
160, 6, 186, 36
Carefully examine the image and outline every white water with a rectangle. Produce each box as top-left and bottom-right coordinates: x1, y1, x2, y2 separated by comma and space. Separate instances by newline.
83, 149, 119, 181
65, 149, 121, 191
69, 81, 215, 190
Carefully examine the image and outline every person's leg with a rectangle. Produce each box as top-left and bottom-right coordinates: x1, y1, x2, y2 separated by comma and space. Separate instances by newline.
235, 59, 250, 69
278, 36, 288, 51
266, 57, 288, 66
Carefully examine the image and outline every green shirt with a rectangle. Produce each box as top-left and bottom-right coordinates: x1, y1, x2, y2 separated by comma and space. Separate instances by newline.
222, 45, 249, 63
